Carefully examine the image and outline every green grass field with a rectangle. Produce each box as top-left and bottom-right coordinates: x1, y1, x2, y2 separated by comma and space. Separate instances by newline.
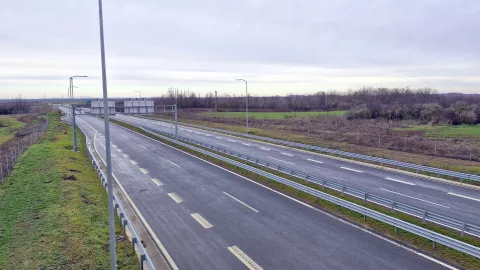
396, 125, 480, 139
0, 112, 138, 269
199, 110, 346, 119
0, 116, 24, 145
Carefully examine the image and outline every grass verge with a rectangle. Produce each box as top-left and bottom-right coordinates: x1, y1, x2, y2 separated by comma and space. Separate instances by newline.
0, 112, 139, 269
0, 115, 25, 145
111, 118, 480, 269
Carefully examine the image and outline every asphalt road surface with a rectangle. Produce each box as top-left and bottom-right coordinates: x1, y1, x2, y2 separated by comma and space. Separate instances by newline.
74, 114, 451, 270
111, 114, 480, 228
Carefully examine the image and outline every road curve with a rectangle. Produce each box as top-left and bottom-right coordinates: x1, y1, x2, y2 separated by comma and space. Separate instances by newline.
76, 115, 451, 270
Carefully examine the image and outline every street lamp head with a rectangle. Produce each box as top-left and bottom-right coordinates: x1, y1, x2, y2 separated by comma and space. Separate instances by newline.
71, 75, 89, 78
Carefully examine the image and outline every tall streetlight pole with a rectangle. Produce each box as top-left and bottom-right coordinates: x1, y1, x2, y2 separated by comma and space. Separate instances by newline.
98, 0, 116, 269
134, 91, 141, 99
175, 88, 178, 140
69, 76, 88, 152
236, 79, 248, 134
68, 86, 78, 115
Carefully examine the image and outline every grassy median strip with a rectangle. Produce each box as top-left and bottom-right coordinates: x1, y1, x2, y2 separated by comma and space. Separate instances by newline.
0, 112, 138, 269
111, 118, 480, 269
142, 115, 480, 185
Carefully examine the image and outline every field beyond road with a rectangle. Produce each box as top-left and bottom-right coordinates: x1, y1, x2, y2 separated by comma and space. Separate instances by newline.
0, 112, 138, 269
0, 115, 25, 145
199, 110, 346, 119
396, 124, 480, 139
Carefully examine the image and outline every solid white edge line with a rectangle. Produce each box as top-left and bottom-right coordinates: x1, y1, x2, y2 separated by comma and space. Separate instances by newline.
447, 192, 480, 202
306, 158, 324, 164
380, 188, 450, 208
190, 213, 213, 229
107, 117, 459, 270
385, 177, 416, 186
76, 117, 179, 270
223, 191, 259, 213
227, 246, 263, 270
167, 192, 183, 203
148, 118, 480, 193
340, 166, 363, 173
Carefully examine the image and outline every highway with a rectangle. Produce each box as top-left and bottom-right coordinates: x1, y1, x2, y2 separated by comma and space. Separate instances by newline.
112, 114, 480, 227
73, 115, 453, 269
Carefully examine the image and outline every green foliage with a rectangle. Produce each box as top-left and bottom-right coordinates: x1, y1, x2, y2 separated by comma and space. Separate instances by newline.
0, 116, 25, 145
397, 125, 480, 139
0, 112, 138, 269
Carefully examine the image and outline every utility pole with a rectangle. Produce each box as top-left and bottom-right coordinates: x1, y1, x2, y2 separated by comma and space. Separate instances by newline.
69, 76, 87, 152
98, 0, 117, 269
70, 77, 76, 152
214, 90, 218, 111
175, 88, 178, 140
236, 79, 248, 134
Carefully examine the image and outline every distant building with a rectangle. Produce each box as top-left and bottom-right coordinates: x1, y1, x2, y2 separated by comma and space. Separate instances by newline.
124, 99, 154, 115
91, 99, 115, 115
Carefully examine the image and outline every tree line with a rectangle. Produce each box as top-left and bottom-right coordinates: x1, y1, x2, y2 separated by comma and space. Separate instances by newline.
151, 87, 480, 124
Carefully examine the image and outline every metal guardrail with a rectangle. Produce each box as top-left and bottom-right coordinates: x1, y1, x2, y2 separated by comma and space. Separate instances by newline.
141, 117, 480, 183
110, 119, 480, 259
78, 124, 155, 270
141, 126, 480, 238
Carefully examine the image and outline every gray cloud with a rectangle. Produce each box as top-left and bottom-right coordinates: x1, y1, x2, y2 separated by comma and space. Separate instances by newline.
0, 0, 479, 98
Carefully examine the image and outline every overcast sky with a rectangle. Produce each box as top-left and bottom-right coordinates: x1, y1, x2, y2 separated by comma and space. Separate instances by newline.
1, 0, 479, 99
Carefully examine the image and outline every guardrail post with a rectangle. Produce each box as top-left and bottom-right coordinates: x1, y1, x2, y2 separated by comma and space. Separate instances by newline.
391, 201, 395, 212
341, 186, 345, 196
140, 254, 146, 270
123, 219, 128, 233
132, 237, 137, 253
363, 193, 368, 204
422, 211, 427, 224
432, 241, 436, 249
461, 222, 466, 237
304, 175, 308, 184
395, 227, 398, 234
322, 180, 326, 189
